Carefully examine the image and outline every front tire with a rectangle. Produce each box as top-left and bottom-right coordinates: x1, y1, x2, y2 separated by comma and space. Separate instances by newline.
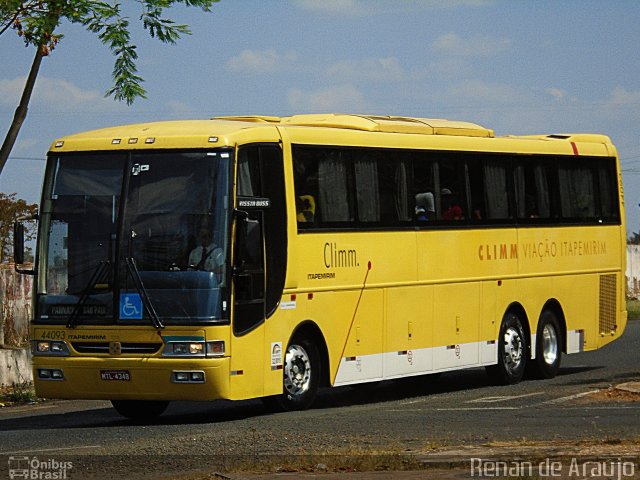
264, 337, 320, 411
486, 312, 528, 385
529, 310, 562, 379
111, 400, 169, 420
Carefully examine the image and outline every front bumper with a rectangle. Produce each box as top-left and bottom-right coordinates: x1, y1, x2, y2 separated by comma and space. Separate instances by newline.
32, 356, 231, 401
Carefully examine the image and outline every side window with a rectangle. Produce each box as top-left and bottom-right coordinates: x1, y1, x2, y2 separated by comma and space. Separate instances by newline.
466, 156, 512, 222
412, 154, 436, 223
352, 150, 412, 225
294, 146, 415, 229
482, 159, 510, 220
354, 150, 380, 223
293, 146, 353, 227
515, 161, 552, 220
597, 161, 619, 222
318, 150, 352, 222
437, 159, 467, 221
237, 147, 261, 196
558, 164, 596, 219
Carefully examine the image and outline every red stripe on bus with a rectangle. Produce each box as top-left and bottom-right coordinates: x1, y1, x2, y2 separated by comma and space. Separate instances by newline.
571, 142, 579, 155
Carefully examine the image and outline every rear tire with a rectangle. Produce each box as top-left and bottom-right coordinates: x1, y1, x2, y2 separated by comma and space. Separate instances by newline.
263, 337, 320, 411
486, 311, 528, 385
528, 309, 562, 379
111, 400, 169, 420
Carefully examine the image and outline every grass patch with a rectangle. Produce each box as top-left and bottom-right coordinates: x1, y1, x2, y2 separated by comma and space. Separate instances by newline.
627, 299, 640, 321
0, 381, 40, 406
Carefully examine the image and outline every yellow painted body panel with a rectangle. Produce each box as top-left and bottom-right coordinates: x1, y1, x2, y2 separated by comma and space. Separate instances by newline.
36, 114, 627, 402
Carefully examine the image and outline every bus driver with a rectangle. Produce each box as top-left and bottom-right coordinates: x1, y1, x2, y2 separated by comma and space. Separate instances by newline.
189, 228, 224, 273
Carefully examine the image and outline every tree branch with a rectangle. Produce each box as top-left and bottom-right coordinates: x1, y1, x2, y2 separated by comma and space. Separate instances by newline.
0, 47, 44, 175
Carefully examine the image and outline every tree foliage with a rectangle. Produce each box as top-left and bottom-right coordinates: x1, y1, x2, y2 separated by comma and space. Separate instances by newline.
1, 0, 218, 102
0, 193, 38, 263
0, 0, 218, 175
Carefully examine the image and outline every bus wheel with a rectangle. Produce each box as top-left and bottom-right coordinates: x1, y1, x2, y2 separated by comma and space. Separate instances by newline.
529, 310, 562, 379
268, 337, 320, 411
111, 400, 169, 420
486, 312, 528, 385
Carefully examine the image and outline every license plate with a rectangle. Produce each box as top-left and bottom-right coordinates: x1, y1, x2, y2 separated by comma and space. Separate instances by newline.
100, 370, 131, 381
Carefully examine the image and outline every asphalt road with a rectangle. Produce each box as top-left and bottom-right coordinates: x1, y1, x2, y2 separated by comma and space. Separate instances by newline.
1, 321, 639, 479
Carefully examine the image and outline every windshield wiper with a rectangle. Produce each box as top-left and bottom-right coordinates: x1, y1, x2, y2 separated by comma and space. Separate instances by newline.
67, 261, 110, 329
125, 257, 164, 329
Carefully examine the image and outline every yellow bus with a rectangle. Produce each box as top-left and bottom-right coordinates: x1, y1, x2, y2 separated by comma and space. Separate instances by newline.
17, 114, 627, 419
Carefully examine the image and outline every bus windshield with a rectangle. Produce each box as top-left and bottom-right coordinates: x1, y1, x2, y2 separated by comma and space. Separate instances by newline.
38, 150, 232, 325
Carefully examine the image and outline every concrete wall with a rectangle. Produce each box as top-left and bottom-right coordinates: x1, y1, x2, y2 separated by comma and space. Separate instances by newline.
628, 245, 640, 299
0, 265, 33, 385
0, 264, 32, 346
0, 348, 32, 386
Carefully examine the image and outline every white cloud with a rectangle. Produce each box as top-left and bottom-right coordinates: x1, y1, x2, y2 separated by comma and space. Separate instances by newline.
327, 57, 405, 82
293, 0, 494, 15
165, 99, 195, 114
546, 87, 566, 101
425, 58, 473, 79
446, 80, 526, 105
0, 77, 28, 106
225, 49, 298, 74
431, 32, 511, 57
294, 0, 361, 14
606, 86, 640, 107
601, 86, 640, 121
37, 78, 105, 106
0, 76, 119, 112
288, 84, 368, 112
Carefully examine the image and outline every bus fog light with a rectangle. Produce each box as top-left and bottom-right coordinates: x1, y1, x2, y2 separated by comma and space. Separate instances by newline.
172, 371, 205, 384
38, 369, 64, 380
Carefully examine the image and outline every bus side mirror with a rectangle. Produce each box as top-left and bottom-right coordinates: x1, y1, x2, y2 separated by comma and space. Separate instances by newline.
14, 222, 25, 265
13, 219, 36, 275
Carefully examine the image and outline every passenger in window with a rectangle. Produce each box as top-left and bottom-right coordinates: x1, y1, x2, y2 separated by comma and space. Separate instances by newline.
189, 227, 224, 273
441, 188, 463, 220
296, 195, 316, 223
525, 195, 539, 218
415, 192, 435, 222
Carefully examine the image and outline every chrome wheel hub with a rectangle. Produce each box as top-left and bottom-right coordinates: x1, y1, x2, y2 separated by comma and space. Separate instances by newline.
283, 345, 311, 397
503, 326, 524, 373
541, 323, 558, 365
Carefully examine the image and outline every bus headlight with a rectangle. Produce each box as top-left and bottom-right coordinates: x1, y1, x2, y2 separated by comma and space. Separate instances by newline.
171, 342, 203, 355
32, 340, 70, 356
162, 340, 224, 357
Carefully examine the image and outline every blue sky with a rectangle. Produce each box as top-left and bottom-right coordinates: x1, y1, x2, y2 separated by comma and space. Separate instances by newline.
2, 0, 640, 232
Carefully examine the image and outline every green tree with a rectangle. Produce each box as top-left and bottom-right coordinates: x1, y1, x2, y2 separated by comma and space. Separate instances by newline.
0, 0, 218, 176
0, 192, 38, 263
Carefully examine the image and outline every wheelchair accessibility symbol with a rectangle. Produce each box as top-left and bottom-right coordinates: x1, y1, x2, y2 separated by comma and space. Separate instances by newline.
119, 293, 143, 320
